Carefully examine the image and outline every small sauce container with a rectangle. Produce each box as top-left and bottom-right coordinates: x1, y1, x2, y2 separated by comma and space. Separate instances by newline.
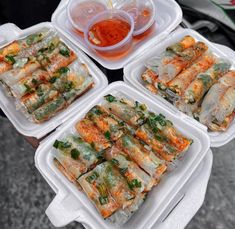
84, 9, 134, 56
120, 0, 156, 36
67, 0, 108, 33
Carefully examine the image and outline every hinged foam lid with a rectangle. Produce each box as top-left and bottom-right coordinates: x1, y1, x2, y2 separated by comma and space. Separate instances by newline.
51, 0, 183, 70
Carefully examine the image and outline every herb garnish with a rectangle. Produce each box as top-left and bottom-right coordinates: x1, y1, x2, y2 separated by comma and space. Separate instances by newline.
71, 148, 80, 160
5, 55, 16, 64
104, 131, 111, 140
128, 179, 142, 190
53, 140, 71, 150
86, 171, 99, 183
104, 94, 116, 103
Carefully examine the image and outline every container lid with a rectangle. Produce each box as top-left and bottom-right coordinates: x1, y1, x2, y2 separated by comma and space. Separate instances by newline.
51, 0, 183, 69
0, 22, 108, 139
35, 81, 210, 229
124, 27, 235, 148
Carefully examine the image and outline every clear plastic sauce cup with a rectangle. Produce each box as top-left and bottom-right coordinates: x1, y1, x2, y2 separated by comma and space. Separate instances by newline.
67, 0, 108, 33
120, 0, 156, 36
84, 9, 134, 56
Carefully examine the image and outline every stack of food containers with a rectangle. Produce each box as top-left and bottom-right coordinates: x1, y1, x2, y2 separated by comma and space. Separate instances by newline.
0, 0, 234, 228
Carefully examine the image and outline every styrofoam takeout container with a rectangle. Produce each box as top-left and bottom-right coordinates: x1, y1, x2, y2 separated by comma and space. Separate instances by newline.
51, 0, 182, 69
124, 28, 235, 148
35, 81, 211, 229
0, 22, 108, 139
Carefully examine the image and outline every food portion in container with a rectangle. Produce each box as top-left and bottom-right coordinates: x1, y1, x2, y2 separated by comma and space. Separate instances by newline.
0, 28, 95, 123
142, 35, 234, 132
52, 94, 192, 224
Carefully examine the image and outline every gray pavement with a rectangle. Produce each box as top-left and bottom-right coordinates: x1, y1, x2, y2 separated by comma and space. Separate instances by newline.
0, 116, 234, 229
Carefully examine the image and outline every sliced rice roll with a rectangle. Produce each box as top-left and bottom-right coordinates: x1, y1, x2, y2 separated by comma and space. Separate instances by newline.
32, 95, 67, 123
75, 118, 112, 151
95, 161, 135, 209
168, 52, 216, 96
218, 70, 235, 86
40, 42, 77, 75
109, 193, 146, 225
175, 99, 201, 117
53, 158, 81, 189
103, 95, 147, 127
86, 105, 124, 141
144, 36, 196, 74
52, 63, 94, 104
200, 85, 235, 131
21, 83, 59, 113
141, 68, 159, 84
11, 69, 51, 98
166, 35, 196, 54
158, 42, 208, 83
145, 83, 158, 94
0, 28, 52, 60
78, 169, 119, 219
52, 139, 88, 180
184, 60, 231, 104
146, 113, 192, 153
199, 71, 235, 125
56, 135, 100, 168
0, 61, 12, 75
105, 146, 155, 192
0, 60, 41, 86
17, 31, 59, 59
116, 134, 167, 179
135, 124, 179, 162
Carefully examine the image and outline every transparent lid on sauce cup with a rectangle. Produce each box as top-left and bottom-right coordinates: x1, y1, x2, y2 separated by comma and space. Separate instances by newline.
117, 0, 156, 36
84, 9, 134, 55
67, 0, 108, 33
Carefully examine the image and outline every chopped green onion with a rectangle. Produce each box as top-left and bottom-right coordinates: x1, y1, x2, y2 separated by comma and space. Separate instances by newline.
128, 179, 142, 190
104, 94, 116, 103
53, 140, 71, 150
119, 167, 128, 175
57, 67, 69, 75
49, 76, 57, 83
111, 158, 119, 166
104, 131, 111, 140
71, 148, 80, 160
99, 196, 108, 205
5, 55, 16, 64
86, 171, 99, 183
59, 45, 70, 57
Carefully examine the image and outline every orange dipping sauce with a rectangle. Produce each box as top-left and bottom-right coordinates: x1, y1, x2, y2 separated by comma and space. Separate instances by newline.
88, 19, 131, 47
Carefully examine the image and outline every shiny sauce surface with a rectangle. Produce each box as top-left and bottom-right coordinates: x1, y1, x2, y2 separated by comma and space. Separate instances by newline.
88, 19, 131, 47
